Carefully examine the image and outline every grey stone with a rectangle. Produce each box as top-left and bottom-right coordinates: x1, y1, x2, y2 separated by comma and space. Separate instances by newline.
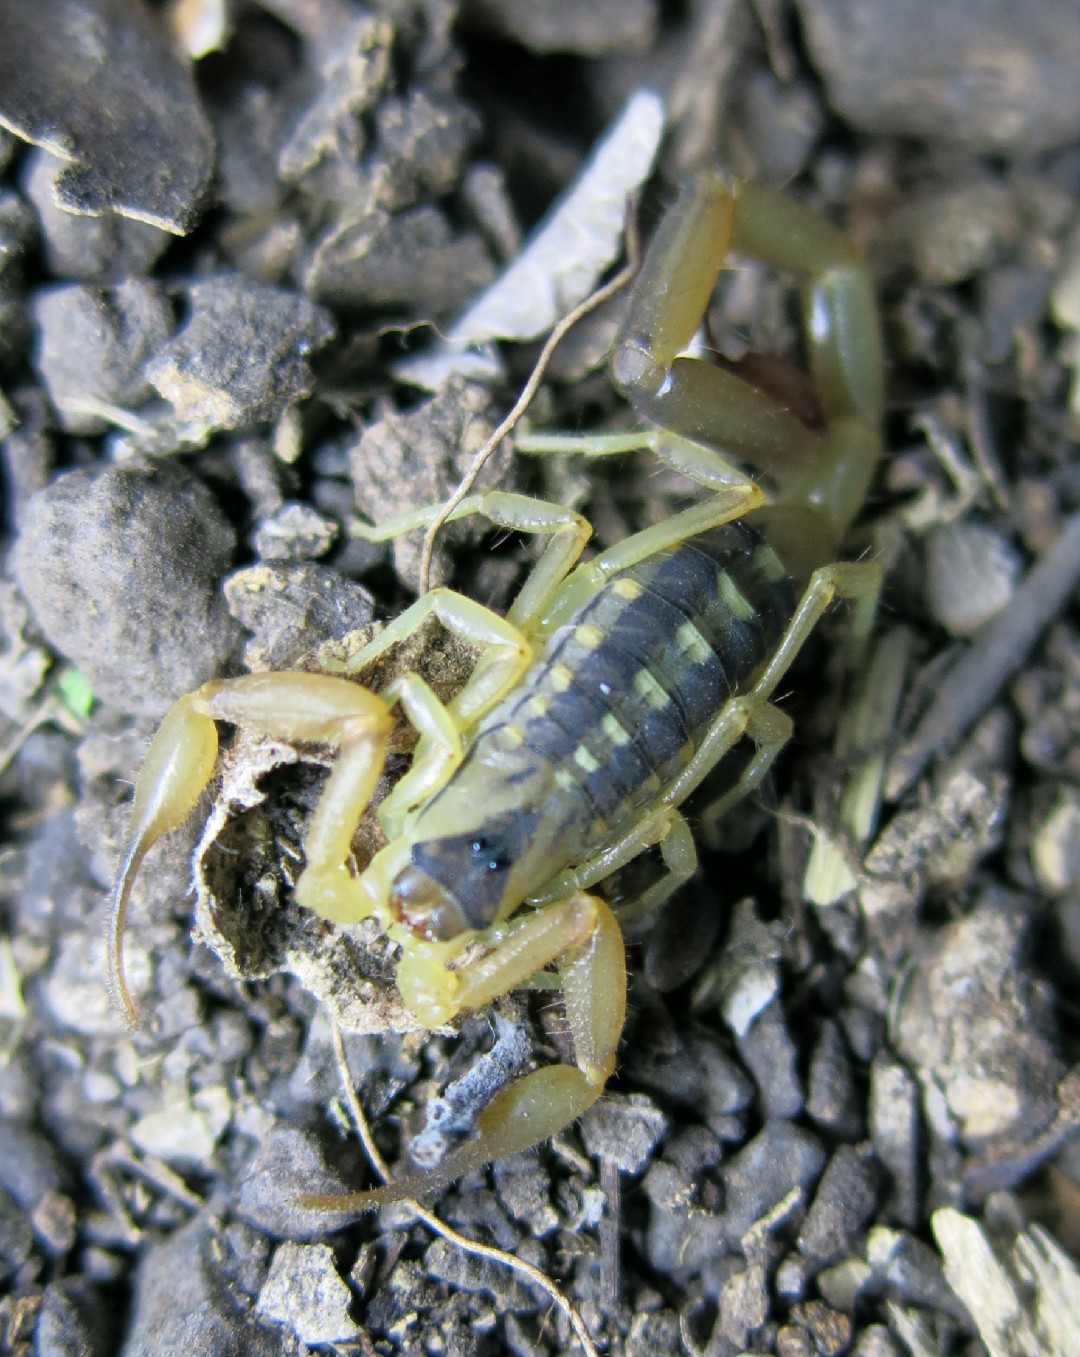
32, 280, 172, 433
14, 464, 239, 718
580, 1093, 669, 1174
255, 1241, 361, 1346
0, 0, 213, 231
797, 1145, 880, 1265
146, 276, 334, 435
120, 1212, 276, 1356
795, 0, 1080, 153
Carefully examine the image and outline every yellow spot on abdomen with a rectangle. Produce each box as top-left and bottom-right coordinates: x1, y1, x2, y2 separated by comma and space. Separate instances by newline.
612, 576, 644, 601
675, 620, 713, 664
600, 713, 632, 746
753, 544, 787, 584
574, 745, 600, 773
575, 624, 603, 650
549, 663, 573, 693
718, 571, 757, 621
632, 668, 670, 710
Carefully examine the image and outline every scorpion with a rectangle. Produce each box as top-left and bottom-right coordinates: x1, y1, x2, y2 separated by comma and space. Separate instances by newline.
107, 171, 884, 1202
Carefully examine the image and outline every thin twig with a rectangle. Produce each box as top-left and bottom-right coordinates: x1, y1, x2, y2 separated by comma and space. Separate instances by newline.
328, 1017, 601, 1357
416, 236, 640, 595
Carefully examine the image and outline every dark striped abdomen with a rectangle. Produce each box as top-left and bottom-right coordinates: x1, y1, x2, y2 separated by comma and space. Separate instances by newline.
472, 520, 795, 844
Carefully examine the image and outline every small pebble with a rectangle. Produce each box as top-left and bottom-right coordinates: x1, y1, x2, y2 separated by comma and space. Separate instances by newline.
924, 520, 1021, 637
795, 0, 1080, 152
868, 1057, 921, 1228
717, 1121, 826, 1246
734, 999, 805, 1120
35, 1277, 111, 1357
579, 1093, 669, 1174
255, 1241, 361, 1346
22, 149, 169, 281
121, 1212, 277, 1357
1030, 789, 1080, 894
253, 501, 338, 561
807, 1020, 864, 1140
797, 1145, 880, 1266
146, 275, 334, 436
32, 279, 172, 432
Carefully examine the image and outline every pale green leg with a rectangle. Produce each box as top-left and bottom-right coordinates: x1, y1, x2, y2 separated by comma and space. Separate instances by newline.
375, 674, 462, 840
516, 427, 753, 491
353, 489, 590, 636
529, 803, 687, 906
540, 483, 763, 632
749, 560, 883, 703
613, 810, 698, 924
332, 586, 531, 728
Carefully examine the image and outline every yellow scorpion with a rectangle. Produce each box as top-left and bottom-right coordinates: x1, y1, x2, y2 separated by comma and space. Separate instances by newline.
108, 172, 883, 1200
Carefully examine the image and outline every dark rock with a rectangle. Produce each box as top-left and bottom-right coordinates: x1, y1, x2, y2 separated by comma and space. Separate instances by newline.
807, 1020, 864, 1140
493, 1153, 558, 1236
348, 381, 505, 588
146, 276, 334, 436
14, 464, 239, 718
0, 189, 35, 369
0, 1121, 70, 1207
797, 1145, 880, 1265
717, 1121, 827, 1246
275, 12, 392, 185
868, 1057, 921, 1228
21, 149, 169, 281
462, 0, 657, 55
626, 1309, 681, 1356
374, 90, 480, 210
235, 1122, 367, 1241
0, 0, 213, 231
34, 1277, 112, 1357
32, 280, 172, 433
795, 0, 1080, 153
735, 999, 804, 1120
306, 204, 493, 316
1, 387, 53, 530
223, 561, 376, 671
423, 1236, 531, 1308
119, 1211, 277, 1356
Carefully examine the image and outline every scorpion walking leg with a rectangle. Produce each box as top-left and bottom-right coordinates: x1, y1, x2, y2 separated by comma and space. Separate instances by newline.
610, 810, 698, 923
353, 489, 591, 636
334, 587, 531, 728
373, 673, 463, 839
108, 673, 394, 1025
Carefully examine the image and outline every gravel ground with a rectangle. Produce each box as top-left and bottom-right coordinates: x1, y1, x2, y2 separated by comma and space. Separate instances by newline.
2, 1, 1080, 1355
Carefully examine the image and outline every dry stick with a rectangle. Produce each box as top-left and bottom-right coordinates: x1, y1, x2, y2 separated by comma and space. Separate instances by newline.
328, 1017, 601, 1357
416, 243, 640, 596
887, 509, 1080, 797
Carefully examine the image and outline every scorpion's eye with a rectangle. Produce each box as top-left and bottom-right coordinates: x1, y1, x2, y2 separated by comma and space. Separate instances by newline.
470, 837, 509, 873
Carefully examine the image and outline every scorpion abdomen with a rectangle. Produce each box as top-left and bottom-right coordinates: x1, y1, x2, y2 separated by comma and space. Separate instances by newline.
475, 521, 794, 841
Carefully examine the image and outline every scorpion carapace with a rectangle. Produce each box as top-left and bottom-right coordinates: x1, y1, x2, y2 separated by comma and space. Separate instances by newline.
107, 171, 884, 1204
